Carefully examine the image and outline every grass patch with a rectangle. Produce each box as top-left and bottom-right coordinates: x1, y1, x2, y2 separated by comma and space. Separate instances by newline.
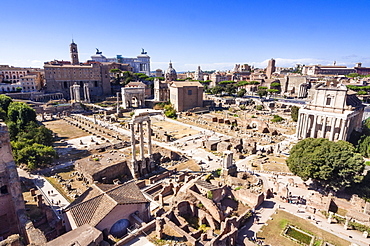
285, 226, 312, 245
258, 210, 350, 246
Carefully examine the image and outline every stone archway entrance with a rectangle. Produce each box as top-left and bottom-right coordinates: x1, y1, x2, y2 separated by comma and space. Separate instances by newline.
121, 87, 145, 109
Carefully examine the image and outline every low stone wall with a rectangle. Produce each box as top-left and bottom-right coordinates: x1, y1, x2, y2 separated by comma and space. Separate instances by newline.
232, 189, 264, 209
149, 170, 176, 184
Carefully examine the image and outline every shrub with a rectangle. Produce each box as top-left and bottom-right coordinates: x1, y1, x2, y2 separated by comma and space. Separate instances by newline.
207, 191, 213, 200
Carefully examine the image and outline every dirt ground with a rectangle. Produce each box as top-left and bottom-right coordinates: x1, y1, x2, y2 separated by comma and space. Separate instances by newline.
167, 159, 201, 172
43, 119, 90, 140
152, 118, 200, 140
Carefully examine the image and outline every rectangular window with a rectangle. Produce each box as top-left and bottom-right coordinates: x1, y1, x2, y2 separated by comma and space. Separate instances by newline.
326, 97, 332, 105
188, 90, 192, 95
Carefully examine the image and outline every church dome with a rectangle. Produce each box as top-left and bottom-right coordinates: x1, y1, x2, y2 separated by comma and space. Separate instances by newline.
166, 62, 176, 75
165, 61, 177, 81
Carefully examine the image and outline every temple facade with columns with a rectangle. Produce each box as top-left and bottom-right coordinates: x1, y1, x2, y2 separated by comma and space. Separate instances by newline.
296, 83, 364, 141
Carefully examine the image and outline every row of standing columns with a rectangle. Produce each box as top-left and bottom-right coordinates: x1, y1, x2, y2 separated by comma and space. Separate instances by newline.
130, 120, 152, 178
297, 112, 350, 141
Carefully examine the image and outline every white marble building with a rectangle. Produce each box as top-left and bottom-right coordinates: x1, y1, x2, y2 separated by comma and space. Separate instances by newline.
90, 49, 151, 76
296, 83, 364, 141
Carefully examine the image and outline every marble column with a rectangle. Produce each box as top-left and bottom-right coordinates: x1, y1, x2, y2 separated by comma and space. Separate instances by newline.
339, 119, 347, 140
310, 115, 318, 138
139, 122, 145, 161
321, 116, 327, 138
147, 120, 152, 157
296, 113, 303, 139
70, 86, 74, 101
130, 123, 136, 163
302, 114, 309, 139
330, 117, 337, 141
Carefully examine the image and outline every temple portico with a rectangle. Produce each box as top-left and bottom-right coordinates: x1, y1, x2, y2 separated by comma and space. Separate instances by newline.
296, 110, 361, 141
296, 83, 364, 141
130, 109, 162, 178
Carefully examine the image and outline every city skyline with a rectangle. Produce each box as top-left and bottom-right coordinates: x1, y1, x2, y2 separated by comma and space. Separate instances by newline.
1, 0, 370, 71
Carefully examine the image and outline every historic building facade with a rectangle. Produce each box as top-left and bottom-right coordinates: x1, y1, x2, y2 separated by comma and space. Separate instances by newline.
90, 48, 151, 76
296, 83, 364, 141
169, 81, 204, 112
44, 41, 111, 101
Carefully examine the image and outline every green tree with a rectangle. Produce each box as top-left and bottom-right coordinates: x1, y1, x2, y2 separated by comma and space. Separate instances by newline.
358, 90, 367, 95
164, 104, 177, 119
110, 68, 122, 85
7, 102, 36, 129
257, 89, 267, 98
0, 95, 13, 113
270, 82, 281, 87
287, 138, 364, 191
225, 84, 236, 95
291, 106, 300, 122
271, 115, 284, 122
237, 89, 246, 97
357, 135, 370, 157
15, 143, 57, 170
267, 88, 279, 96
211, 86, 224, 96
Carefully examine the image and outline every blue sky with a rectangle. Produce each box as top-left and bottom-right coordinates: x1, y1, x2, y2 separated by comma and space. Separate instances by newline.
1, 0, 370, 71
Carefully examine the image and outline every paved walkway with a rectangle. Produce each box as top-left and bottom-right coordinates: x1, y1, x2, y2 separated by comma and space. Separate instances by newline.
18, 168, 71, 219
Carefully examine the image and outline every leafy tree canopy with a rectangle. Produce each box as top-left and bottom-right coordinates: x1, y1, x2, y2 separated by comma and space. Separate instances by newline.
291, 106, 299, 122
257, 89, 267, 98
270, 82, 281, 87
237, 89, 246, 97
0, 95, 13, 114
287, 138, 364, 191
7, 102, 36, 129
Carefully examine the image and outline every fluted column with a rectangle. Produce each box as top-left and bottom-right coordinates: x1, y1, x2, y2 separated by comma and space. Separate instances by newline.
139, 122, 145, 161
321, 116, 327, 138
310, 115, 318, 138
330, 118, 337, 141
147, 120, 152, 157
130, 123, 136, 163
303, 114, 309, 139
339, 119, 346, 140
296, 112, 303, 139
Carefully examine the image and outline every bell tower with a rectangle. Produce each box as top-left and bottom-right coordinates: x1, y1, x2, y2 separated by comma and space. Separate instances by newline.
70, 40, 79, 65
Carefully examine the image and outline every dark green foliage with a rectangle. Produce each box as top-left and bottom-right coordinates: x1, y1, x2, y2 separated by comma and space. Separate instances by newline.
236, 80, 260, 86
5, 101, 56, 170
270, 82, 281, 87
218, 80, 235, 85
210, 86, 224, 95
237, 89, 246, 97
291, 106, 299, 122
287, 138, 364, 191
7, 102, 36, 129
271, 115, 284, 122
267, 89, 279, 94
164, 104, 177, 119
356, 118, 370, 156
357, 135, 370, 157
257, 89, 267, 98
13, 143, 57, 170
0, 95, 12, 114
225, 84, 236, 95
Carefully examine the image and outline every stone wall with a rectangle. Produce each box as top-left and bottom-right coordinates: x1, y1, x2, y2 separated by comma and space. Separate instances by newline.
231, 189, 264, 209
